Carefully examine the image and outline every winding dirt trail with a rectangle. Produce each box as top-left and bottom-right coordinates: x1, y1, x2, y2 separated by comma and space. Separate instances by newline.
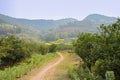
29, 53, 64, 80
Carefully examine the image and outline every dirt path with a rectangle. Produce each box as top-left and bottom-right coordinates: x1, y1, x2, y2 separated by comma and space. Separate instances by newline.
29, 52, 64, 80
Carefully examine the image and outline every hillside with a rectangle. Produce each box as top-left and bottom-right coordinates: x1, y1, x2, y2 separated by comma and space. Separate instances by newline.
0, 13, 117, 41
0, 14, 77, 30
58, 14, 117, 32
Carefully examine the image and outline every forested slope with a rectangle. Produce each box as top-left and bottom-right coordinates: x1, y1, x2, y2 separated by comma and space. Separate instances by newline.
70, 19, 120, 80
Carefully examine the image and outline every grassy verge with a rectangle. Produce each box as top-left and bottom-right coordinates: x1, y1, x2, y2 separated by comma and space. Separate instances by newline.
0, 53, 59, 80
68, 66, 80, 80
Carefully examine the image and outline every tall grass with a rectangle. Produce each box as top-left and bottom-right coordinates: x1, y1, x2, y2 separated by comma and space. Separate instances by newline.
0, 53, 58, 80
68, 66, 80, 80
68, 66, 103, 80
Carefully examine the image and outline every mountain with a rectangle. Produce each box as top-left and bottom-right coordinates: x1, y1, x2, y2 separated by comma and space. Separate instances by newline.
0, 13, 117, 30
0, 14, 78, 30
58, 14, 117, 32
84, 14, 116, 22
83, 14, 117, 25
0, 13, 117, 41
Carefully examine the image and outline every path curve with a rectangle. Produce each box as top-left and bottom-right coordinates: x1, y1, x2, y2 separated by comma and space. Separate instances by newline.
30, 52, 64, 80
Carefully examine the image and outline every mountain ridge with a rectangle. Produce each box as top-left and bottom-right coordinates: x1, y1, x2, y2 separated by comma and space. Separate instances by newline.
0, 13, 118, 41
0, 13, 117, 20
0, 13, 117, 30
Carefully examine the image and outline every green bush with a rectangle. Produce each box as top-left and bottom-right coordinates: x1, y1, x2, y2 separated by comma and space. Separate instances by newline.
105, 71, 115, 80
73, 19, 120, 79
68, 66, 103, 80
0, 35, 31, 67
39, 44, 49, 55
48, 44, 57, 53
68, 66, 80, 80
0, 53, 58, 80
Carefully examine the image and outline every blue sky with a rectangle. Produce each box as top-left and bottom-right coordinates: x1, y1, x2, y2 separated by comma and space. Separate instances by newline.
0, 0, 120, 20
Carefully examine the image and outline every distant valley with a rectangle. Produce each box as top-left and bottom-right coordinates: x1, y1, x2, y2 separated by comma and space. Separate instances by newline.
0, 13, 117, 42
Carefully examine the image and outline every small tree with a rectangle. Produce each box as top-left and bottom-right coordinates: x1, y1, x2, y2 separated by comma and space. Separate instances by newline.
39, 44, 48, 55
49, 44, 57, 53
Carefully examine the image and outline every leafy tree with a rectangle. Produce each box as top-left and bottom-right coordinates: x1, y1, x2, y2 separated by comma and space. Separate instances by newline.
48, 44, 57, 53
73, 19, 120, 79
39, 44, 49, 55
0, 35, 31, 67
96, 19, 120, 79
73, 33, 99, 69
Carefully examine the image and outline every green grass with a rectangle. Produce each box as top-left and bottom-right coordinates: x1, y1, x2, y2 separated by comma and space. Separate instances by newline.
52, 51, 80, 80
0, 53, 59, 80
68, 66, 80, 80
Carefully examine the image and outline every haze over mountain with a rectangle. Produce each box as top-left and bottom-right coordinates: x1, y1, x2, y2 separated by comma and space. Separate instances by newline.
0, 13, 117, 41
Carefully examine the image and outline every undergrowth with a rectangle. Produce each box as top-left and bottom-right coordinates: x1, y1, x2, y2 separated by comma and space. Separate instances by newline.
0, 53, 58, 80
68, 66, 103, 80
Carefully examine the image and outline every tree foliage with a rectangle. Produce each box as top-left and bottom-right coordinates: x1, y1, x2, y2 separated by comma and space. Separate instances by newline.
73, 19, 120, 79
48, 44, 57, 53
0, 35, 57, 69
0, 35, 31, 68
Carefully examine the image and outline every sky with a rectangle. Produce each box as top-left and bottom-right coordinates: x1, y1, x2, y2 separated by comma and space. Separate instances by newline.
0, 0, 120, 20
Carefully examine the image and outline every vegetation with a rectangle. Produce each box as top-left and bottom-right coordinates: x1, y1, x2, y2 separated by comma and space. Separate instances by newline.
0, 53, 58, 80
56, 44, 73, 51
49, 44, 57, 53
68, 66, 103, 80
0, 24, 22, 36
52, 51, 80, 80
0, 14, 117, 42
0, 35, 31, 68
72, 19, 120, 80
0, 13, 119, 80
0, 35, 59, 80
